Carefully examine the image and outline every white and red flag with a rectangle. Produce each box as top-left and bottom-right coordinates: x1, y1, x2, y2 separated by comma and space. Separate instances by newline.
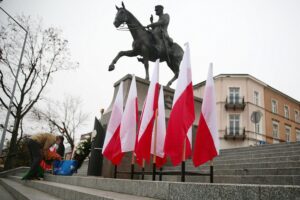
193, 63, 220, 167
164, 43, 195, 166
102, 82, 124, 165
120, 75, 138, 153
151, 86, 167, 168
135, 60, 160, 164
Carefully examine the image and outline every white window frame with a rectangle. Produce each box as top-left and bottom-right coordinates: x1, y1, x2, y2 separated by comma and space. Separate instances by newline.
296, 129, 300, 141
228, 114, 241, 135
272, 121, 279, 139
271, 99, 278, 114
254, 120, 261, 134
295, 110, 300, 123
284, 105, 290, 119
229, 87, 240, 104
253, 90, 260, 106
285, 125, 291, 142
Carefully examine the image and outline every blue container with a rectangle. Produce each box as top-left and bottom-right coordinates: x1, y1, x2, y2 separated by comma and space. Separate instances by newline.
53, 160, 78, 175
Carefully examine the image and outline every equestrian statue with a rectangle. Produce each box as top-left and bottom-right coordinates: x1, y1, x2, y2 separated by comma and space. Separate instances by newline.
108, 2, 183, 87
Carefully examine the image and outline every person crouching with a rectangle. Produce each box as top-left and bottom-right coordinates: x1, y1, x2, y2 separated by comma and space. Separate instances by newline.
23, 133, 62, 180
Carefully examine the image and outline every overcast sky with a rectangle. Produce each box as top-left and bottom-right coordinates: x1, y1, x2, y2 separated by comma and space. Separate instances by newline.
1, 0, 300, 138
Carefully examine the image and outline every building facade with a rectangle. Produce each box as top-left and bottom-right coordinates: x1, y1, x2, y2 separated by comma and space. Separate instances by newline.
193, 74, 300, 149
264, 86, 300, 144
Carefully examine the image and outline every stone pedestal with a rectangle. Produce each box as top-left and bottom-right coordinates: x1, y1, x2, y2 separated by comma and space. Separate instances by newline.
100, 74, 202, 178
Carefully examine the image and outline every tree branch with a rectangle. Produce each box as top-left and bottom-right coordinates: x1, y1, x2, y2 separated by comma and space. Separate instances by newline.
20, 69, 51, 118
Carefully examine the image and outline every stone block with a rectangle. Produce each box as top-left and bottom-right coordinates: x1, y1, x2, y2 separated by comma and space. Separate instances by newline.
259, 185, 300, 200
168, 182, 259, 200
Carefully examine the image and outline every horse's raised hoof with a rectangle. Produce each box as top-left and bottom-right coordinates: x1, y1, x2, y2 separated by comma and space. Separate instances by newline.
108, 64, 115, 71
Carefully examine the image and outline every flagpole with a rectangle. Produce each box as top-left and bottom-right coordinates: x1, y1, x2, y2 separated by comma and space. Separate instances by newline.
152, 109, 158, 181
210, 160, 214, 183
114, 165, 117, 178
131, 152, 135, 179
159, 167, 163, 181
142, 159, 145, 180
181, 137, 186, 182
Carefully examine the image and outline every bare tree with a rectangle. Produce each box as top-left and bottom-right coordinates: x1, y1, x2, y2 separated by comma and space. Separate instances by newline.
0, 16, 78, 169
32, 95, 89, 150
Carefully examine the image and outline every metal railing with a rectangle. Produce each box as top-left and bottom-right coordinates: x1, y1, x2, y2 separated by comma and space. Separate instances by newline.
225, 96, 245, 110
224, 127, 246, 140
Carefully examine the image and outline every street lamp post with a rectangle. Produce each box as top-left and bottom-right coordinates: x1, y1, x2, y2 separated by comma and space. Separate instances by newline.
0, 5, 28, 155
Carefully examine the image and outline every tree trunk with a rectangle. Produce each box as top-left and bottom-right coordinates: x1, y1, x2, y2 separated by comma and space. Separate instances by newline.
4, 114, 21, 170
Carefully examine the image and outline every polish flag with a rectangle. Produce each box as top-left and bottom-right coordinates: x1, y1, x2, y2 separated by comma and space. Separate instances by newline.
102, 82, 124, 165
120, 75, 138, 153
193, 63, 220, 167
151, 86, 167, 168
135, 60, 160, 164
164, 43, 195, 166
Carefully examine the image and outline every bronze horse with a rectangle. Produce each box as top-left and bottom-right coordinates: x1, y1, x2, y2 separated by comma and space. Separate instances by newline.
109, 3, 183, 87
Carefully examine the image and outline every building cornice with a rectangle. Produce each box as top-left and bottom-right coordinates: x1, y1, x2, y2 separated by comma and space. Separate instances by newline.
193, 73, 300, 104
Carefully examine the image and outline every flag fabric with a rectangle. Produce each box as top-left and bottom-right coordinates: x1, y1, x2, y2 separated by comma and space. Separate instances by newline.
151, 86, 167, 168
164, 43, 195, 166
135, 60, 160, 164
193, 63, 220, 167
120, 75, 138, 152
102, 82, 124, 165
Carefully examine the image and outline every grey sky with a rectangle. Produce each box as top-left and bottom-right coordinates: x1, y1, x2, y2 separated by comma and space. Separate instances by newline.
1, 0, 300, 137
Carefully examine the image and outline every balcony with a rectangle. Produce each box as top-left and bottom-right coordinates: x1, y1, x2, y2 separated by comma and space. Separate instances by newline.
225, 96, 245, 110
224, 127, 246, 140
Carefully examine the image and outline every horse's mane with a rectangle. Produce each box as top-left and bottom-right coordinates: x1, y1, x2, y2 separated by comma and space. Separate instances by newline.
124, 9, 144, 28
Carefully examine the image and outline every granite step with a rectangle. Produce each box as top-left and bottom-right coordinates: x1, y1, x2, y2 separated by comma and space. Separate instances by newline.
154, 174, 300, 185
220, 142, 300, 154
187, 175, 300, 185
43, 174, 300, 200
166, 160, 300, 171
218, 147, 300, 158
161, 167, 300, 176
190, 155, 300, 166
0, 183, 15, 200
215, 150, 300, 161
0, 166, 29, 178
9, 176, 157, 200
208, 167, 300, 176
0, 178, 61, 200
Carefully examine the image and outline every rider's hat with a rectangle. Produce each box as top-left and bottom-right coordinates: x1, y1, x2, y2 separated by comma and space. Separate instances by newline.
155, 5, 164, 11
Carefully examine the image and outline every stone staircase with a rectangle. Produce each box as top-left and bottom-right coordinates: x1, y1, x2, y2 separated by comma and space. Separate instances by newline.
159, 142, 300, 185
0, 142, 299, 199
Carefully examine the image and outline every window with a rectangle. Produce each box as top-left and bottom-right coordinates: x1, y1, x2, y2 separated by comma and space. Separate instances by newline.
255, 121, 261, 134
271, 99, 278, 114
285, 126, 291, 142
284, 105, 289, 119
295, 110, 300, 123
254, 91, 259, 106
272, 121, 279, 139
229, 114, 240, 135
229, 87, 240, 103
296, 129, 300, 141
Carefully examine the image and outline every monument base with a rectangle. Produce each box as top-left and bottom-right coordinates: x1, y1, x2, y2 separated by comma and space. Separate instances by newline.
100, 74, 202, 178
